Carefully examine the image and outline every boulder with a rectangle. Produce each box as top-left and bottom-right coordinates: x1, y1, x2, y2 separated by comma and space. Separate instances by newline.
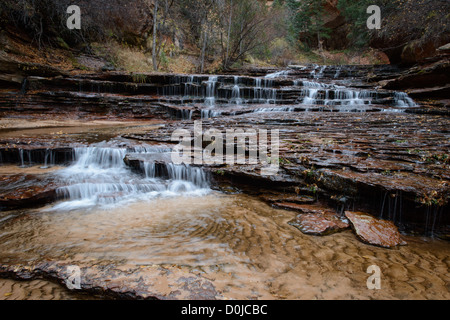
401, 40, 441, 65
345, 211, 407, 248
289, 212, 350, 236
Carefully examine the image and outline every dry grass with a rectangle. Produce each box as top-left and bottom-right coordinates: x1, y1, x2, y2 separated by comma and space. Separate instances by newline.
91, 41, 153, 73
317, 48, 390, 65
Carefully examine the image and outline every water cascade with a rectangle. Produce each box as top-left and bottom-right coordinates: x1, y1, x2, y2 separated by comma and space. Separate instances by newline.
53, 144, 210, 210
205, 76, 218, 107
150, 66, 419, 119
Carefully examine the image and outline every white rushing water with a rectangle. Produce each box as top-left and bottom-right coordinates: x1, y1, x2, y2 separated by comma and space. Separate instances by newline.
155, 69, 419, 118
51, 143, 210, 211
205, 76, 218, 107
265, 70, 289, 79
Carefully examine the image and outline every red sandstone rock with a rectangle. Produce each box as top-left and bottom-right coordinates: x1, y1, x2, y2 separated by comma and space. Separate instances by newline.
288, 211, 349, 236
345, 211, 407, 248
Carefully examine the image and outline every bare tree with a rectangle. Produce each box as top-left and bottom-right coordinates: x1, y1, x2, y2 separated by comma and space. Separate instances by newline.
223, 0, 273, 69
152, 0, 159, 71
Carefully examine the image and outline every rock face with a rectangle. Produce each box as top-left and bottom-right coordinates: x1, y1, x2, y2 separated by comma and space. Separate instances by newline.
369, 0, 450, 65
322, 0, 348, 50
382, 59, 450, 92
345, 211, 407, 248
380, 58, 450, 105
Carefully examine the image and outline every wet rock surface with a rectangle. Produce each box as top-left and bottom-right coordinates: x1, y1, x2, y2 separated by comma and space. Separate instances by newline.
0, 65, 449, 300
288, 204, 350, 236
128, 110, 449, 237
0, 261, 222, 300
0, 175, 60, 209
345, 211, 407, 248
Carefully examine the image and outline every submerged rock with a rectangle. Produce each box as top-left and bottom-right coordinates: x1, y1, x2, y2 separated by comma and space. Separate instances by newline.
345, 211, 407, 248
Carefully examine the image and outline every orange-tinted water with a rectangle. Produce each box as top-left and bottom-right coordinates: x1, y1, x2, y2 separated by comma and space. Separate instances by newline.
0, 193, 448, 300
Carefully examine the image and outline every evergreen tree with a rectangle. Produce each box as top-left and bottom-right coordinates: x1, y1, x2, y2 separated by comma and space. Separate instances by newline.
284, 0, 331, 49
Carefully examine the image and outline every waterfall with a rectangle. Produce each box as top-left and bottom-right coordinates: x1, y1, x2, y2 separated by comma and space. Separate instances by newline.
334, 67, 342, 79
231, 84, 242, 105
177, 109, 193, 120
201, 109, 222, 119
52, 144, 210, 210
151, 68, 419, 117
141, 162, 210, 189
231, 76, 242, 105
394, 92, 418, 107
41, 148, 55, 169
265, 70, 289, 79
254, 107, 296, 113
314, 66, 326, 79
254, 78, 262, 101
184, 75, 201, 97
20, 78, 28, 95
254, 77, 277, 103
18, 149, 33, 167
302, 81, 339, 89
302, 88, 319, 105
205, 76, 218, 106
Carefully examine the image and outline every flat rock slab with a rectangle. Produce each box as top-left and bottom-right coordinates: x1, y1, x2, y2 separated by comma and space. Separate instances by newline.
273, 200, 317, 211
0, 261, 223, 300
0, 175, 59, 209
288, 205, 350, 236
345, 211, 407, 248
262, 193, 316, 204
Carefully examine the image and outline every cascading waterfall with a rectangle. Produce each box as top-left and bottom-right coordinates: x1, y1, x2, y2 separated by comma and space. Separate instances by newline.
141, 162, 210, 190
201, 109, 222, 119
394, 92, 418, 107
334, 67, 342, 79
265, 70, 289, 79
302, 88, 319, 105
184, 75, 201, 97
254, 106, 296, 113
42, 148, 55, 169
154, 68, 419, 119
254, 78, 277, 104
230, 76, 242, 105
314, 66, 326, 79
52, 144, 210, 210
297, 79, 418, 111
205, 76, 218, 107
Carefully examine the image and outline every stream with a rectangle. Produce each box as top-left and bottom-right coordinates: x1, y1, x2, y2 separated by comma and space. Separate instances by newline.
0, 65, 448, 300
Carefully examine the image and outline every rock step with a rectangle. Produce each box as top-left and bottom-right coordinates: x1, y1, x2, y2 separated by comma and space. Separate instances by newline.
0, 148, 74, 165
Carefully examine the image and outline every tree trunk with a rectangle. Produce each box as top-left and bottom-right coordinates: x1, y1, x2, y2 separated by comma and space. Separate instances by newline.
225, 0, 233, 69
201, 27, 208, 73
152, 0, 159, 71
